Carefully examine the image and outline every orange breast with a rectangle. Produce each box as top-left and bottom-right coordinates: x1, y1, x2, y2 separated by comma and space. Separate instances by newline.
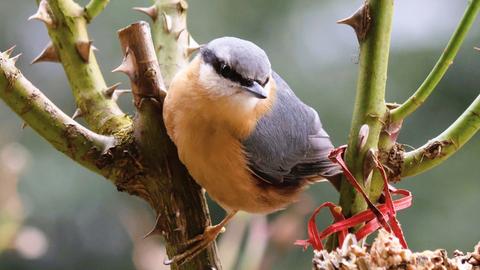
163, 58, 306, 213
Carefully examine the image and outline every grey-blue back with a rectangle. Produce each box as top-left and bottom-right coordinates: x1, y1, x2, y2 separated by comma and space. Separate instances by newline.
243, 72, 341, 186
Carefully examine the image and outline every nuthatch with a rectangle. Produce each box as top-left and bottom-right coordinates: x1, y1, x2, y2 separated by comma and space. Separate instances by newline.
163, 37, 341, 264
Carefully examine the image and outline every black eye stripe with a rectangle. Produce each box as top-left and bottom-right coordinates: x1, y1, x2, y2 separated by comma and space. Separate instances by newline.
201, 48, 256, 87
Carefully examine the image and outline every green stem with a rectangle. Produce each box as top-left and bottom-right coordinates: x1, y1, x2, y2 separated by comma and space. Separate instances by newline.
390, 0, 480, 122
0, 51, 113, 175
402, 94, 480, 177
339, 0, 392, 217
84, 0, 110, 22
151, 0, 191, 86
34, 0, 131, 135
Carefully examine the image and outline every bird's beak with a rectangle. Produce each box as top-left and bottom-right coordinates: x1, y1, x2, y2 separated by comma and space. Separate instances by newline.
242, 81, 268, 99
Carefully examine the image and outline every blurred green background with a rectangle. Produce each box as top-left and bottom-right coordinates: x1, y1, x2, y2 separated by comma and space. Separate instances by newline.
0, 0, 479, 269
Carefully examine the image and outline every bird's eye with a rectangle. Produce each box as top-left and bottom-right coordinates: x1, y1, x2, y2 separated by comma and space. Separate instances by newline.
220, 63, 231, 76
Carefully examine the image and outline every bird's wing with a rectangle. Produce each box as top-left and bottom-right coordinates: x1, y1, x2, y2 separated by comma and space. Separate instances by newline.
242, 72, 342, 186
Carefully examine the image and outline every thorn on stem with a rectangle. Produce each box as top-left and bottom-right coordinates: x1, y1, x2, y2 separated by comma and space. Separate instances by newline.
133, 5, 158, 21
188, 34, 200, 48
21, 122, 28, 129
31, 42, 59, 64
162, 12, 173, 33
28, 0, 55, 28
112, 48, 136, 79
111, 89, 131, 102
11, 53, 22, 64
75, 40, 94, 63
104, 83, 130, 102
175, 29, 186, 41
72, 108, 84, 120
178, 0, 188, 12
337, 3, 371, 42
358, 124, 370, 151
104, 82, 122, 98
4, 45, 16, 57
186, 45, 202, 58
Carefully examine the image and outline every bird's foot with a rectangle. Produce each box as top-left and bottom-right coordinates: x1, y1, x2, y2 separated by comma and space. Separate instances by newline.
164, 224, 226, 266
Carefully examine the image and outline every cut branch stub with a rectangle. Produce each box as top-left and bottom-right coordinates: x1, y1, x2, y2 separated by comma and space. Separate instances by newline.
117, 21, 166, 107
337, 3, 371, 42
31, 42, 60, 64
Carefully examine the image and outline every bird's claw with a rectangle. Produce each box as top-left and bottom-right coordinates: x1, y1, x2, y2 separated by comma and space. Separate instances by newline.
164, 225, 226, 266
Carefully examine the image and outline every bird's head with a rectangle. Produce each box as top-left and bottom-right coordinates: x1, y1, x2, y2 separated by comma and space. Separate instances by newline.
197, 37, 272, 102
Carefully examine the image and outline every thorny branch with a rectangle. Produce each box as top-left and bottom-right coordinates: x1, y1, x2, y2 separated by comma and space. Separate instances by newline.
31, 0, 132, 135
0, 50, 114, 175
114, 19, 220, 270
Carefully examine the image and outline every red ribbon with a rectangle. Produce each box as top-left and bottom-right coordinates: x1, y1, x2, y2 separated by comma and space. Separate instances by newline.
295, 146, 412, 251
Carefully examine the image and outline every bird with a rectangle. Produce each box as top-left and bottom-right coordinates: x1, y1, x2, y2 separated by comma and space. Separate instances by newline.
163, 36, 342, 265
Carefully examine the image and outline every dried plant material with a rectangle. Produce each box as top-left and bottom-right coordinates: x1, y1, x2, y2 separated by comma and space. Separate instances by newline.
313, 230, 480, 270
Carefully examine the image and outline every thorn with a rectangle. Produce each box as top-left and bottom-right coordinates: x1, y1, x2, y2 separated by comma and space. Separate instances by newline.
28, 0, 54, 27
104, 82, 122, 98
337, 3, 371, 42
358, 124, 369, 151
174, 28, 186, 41
31, 42, 59, 64
162, 12, 173, 33
21, 122, 28, 129
75, 40, 93, 63
178, 0, 188, 11
112, 48, 136, 79
111, 89, 131, 102
188, 34, 200, 48
186, 44, 202, 57
4, 45, 16, 57
71, 108, 84, 120
133, 5, 158, 21
11, 53, 22, 64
